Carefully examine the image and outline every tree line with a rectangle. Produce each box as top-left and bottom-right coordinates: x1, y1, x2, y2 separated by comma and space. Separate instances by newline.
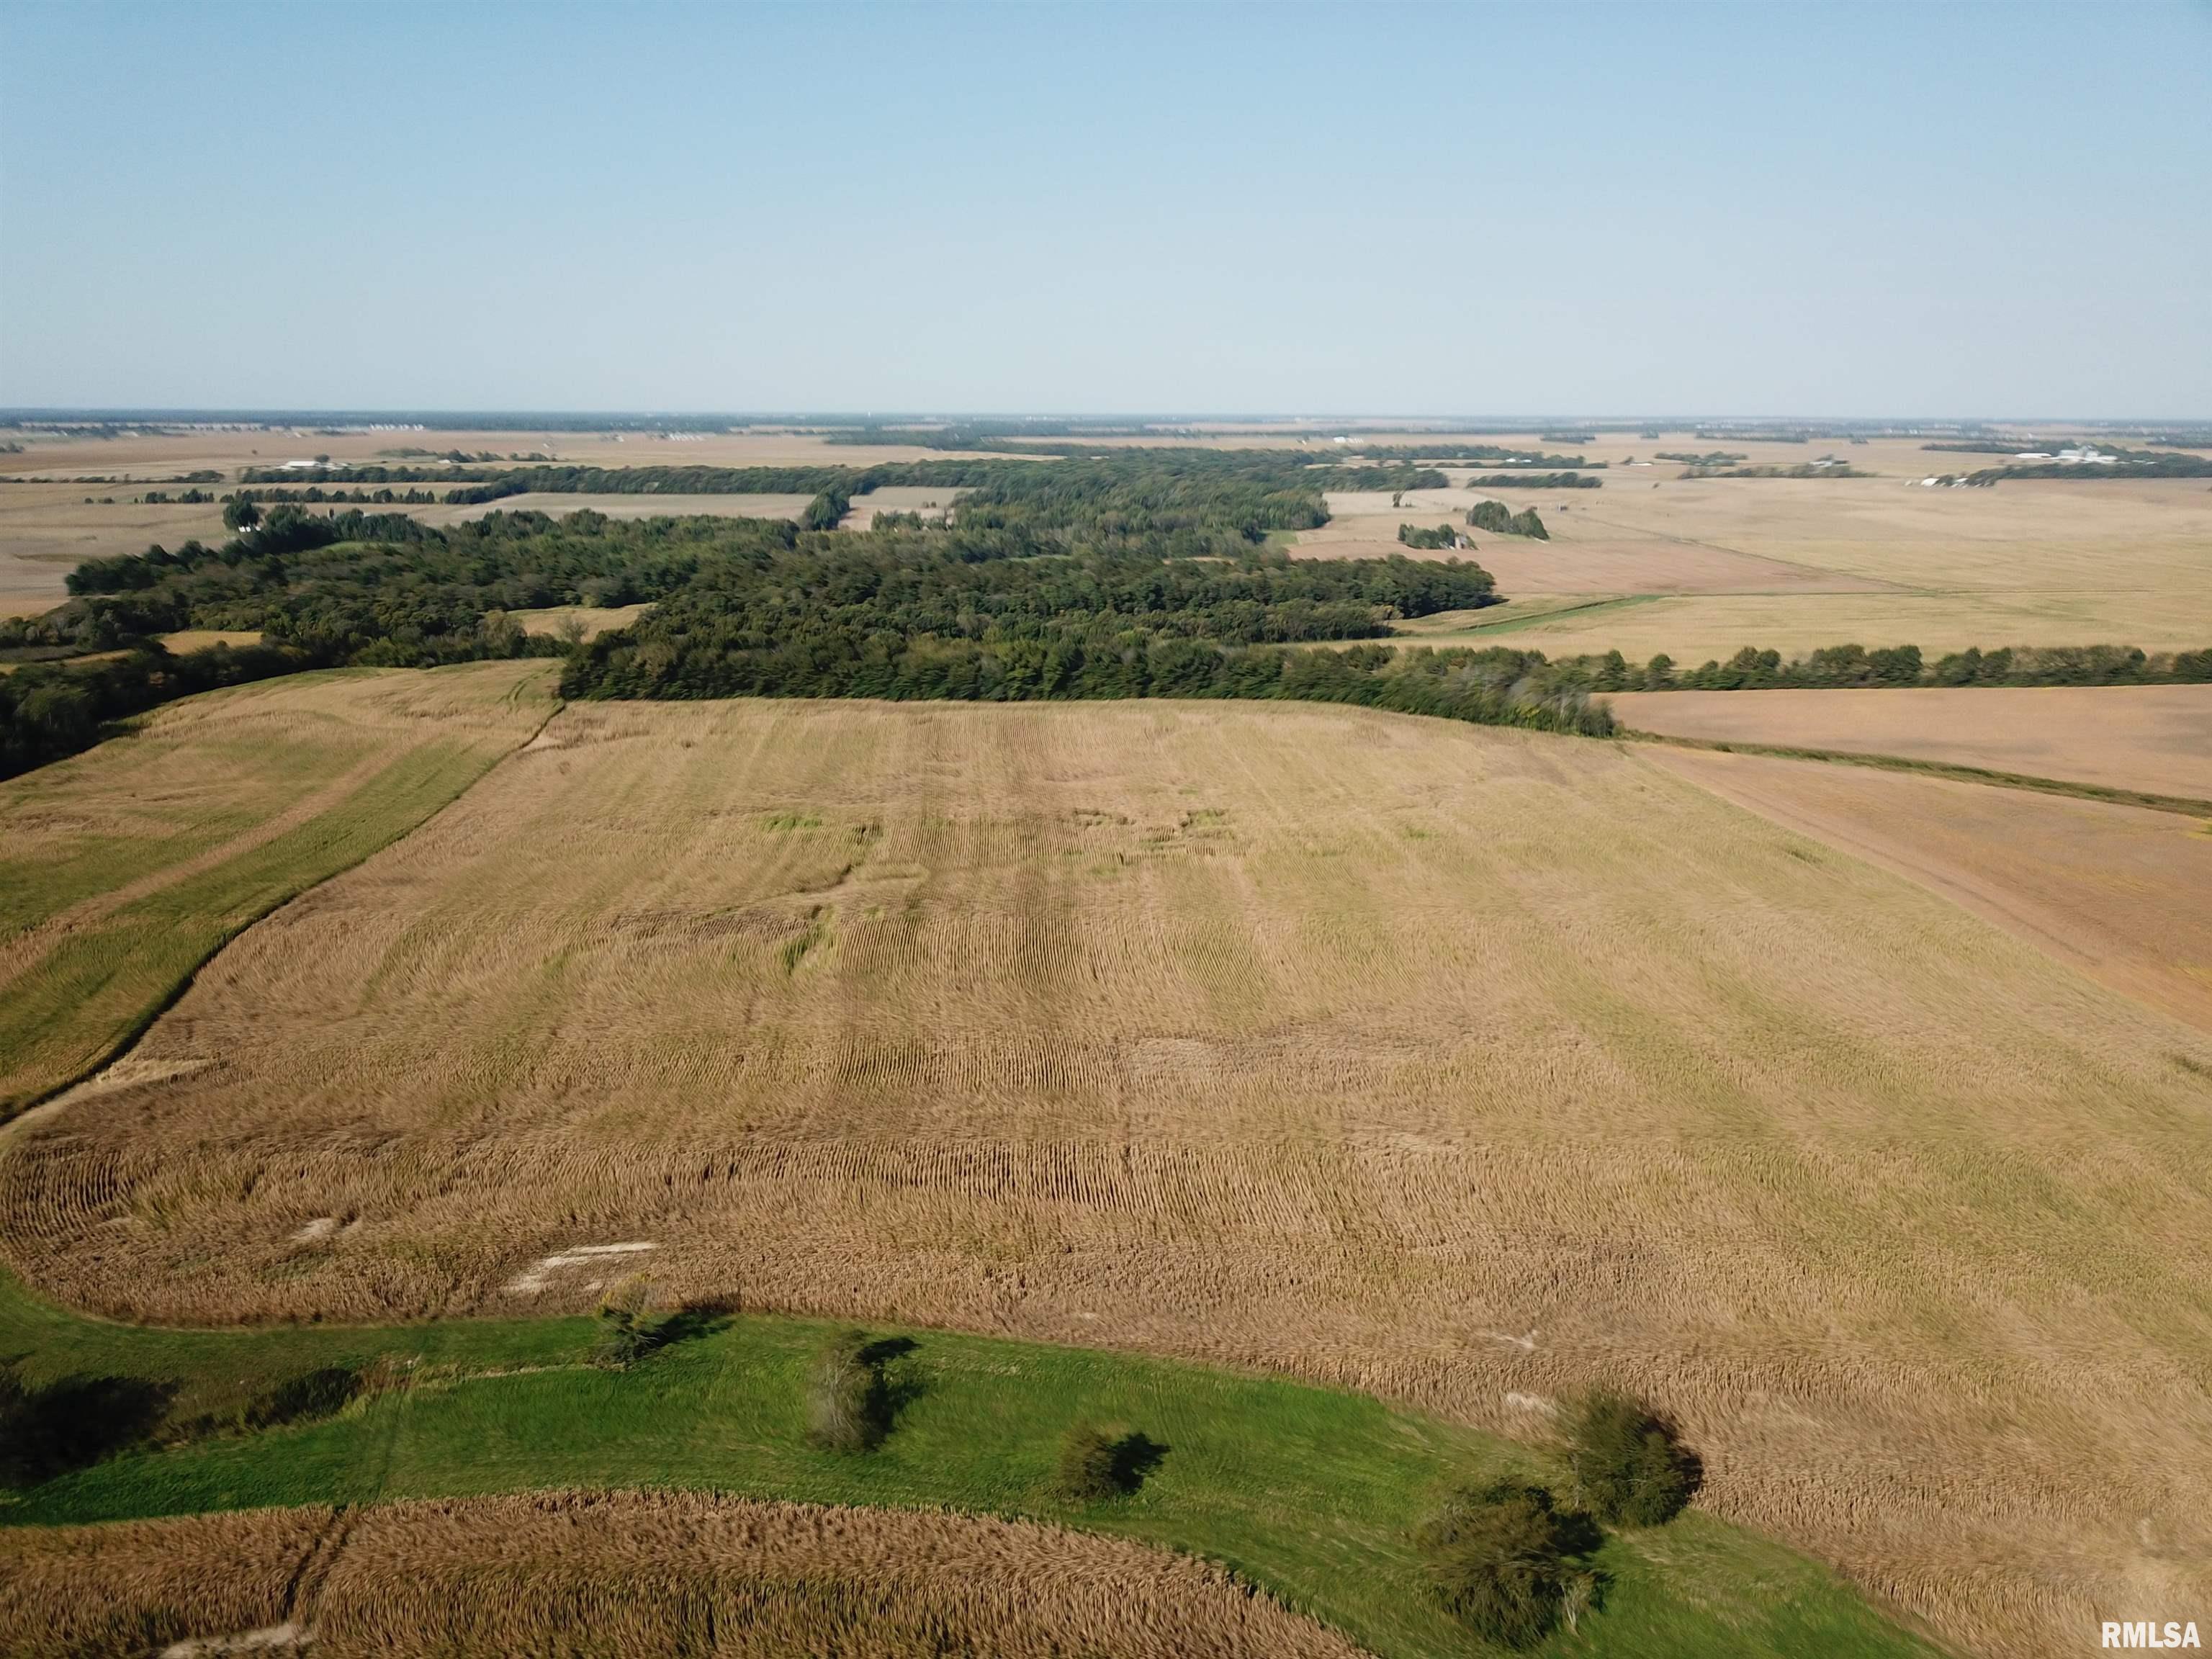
1545, 641, 2212, 693
1966, 453, 2212, 483
1468, 472, 1601, 490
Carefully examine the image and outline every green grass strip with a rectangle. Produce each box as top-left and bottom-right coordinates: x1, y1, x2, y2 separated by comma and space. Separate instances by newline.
0, 1273, 1941, 1659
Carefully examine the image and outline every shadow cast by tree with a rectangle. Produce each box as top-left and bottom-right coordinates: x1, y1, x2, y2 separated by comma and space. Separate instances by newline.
0, 1362, 176, 1488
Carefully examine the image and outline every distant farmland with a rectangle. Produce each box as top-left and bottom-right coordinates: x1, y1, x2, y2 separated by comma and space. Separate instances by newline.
5, 693, 2207, 1658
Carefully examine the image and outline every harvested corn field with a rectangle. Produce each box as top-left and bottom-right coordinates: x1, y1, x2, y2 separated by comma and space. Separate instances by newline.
0, 1503, 333, 1658
1609, 683, 2212, 800
0, 1492, 1363, 1658
4, 696, 2209, 1656
0, 661, 557, 1112
1645, 745, 2212, 1033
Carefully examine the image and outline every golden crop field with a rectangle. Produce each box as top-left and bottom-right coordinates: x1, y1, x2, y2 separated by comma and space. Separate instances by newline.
1299, 467, 2212, 662
0, 660, 557, 1112
1645, 745, 2212, 1035
0, 1503, 334, 1657
1609, 683, 2212, 799
5, 696, 2208, 1656
0, 1492, 1360, 1659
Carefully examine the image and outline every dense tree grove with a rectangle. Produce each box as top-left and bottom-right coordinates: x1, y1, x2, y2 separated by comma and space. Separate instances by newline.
6, 451, 1601, 775
557, 531, 1503, 697
1398, 523, 1462, 550
226, 486, 441, 505
50, 505, 716, 658
1465, 501, 1549, 539
801, 485, 852, 531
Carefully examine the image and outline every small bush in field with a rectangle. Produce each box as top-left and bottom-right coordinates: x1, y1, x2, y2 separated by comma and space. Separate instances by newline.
588, 1277, 667, 1370
1415, 1479, 1575, 1648
806, 1330, 892, 1453
1564, 1389, 1699, 1527
1057, 1424, 1123, 1502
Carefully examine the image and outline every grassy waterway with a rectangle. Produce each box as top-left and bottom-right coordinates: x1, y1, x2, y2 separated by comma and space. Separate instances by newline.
0, 1272, 1941, 1659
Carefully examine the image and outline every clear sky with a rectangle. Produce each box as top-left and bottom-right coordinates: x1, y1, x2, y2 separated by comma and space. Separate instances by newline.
3, 1, 2207, 417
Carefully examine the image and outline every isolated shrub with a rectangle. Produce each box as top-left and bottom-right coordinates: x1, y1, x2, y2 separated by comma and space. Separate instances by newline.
1057, 1423, 1123, 1502
589, 1310, 657, 1370
588, 1277, 667, 1370
806, 1331, 892, 1453
1415, 1479, 1573, 1648
1564, 1390, 1699, 1527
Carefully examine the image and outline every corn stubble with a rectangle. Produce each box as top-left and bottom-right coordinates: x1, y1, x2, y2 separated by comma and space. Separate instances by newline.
4, 697, 2209, 1657
0, 1492, 1363, 1658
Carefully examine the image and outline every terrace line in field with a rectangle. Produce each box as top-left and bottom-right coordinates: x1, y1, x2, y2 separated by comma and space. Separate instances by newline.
1642, 744, 2212, 1033
1609, 683, 2212, 799
4, 694, 2206, 1658
0, 660, 558, 1112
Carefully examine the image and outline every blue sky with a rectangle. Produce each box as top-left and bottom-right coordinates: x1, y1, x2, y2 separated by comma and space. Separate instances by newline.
3, 1, 2207, 416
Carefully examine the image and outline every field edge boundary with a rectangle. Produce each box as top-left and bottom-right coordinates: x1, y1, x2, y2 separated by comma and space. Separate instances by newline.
1620, 729, 2212, 818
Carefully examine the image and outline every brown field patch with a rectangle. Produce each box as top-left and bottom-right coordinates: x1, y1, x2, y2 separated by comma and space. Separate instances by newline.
420, 492, 818, 527
0, 1493, 1364, 1659
158, 629, 266, 654
508, 603, 650, 641
838, 484, 968, 528
0, 1503, 334, 1658
1303, 487, 1892, 596
1642, 745, 2212, 1034
1609, 684, 2212, 799
5, 696, 2208, 1656
0, 480, 232, 614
